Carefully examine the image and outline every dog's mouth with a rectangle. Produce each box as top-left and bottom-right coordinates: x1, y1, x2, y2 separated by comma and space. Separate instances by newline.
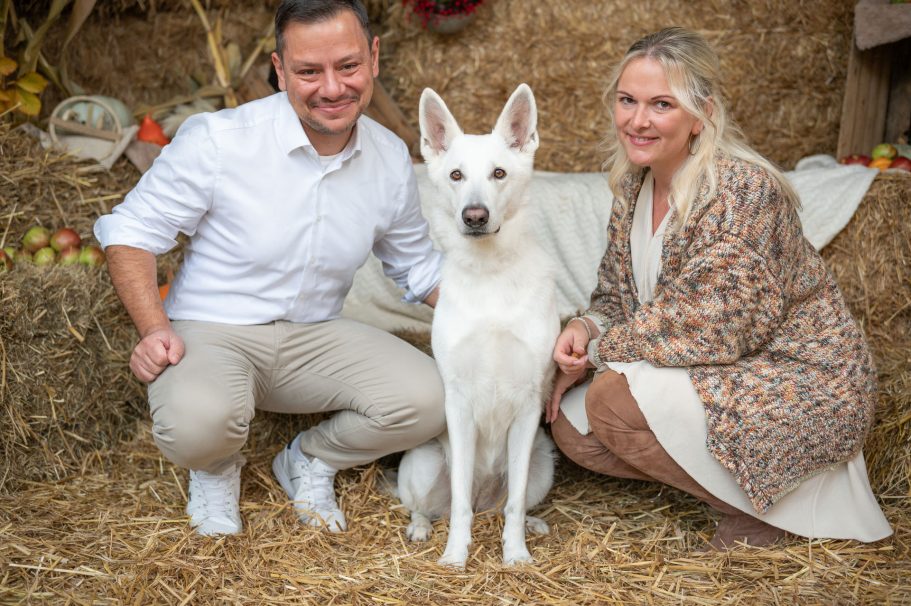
462, 227, 501, 238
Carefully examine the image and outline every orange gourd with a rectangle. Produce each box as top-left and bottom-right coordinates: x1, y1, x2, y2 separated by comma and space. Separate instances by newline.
138, 113, 170, 146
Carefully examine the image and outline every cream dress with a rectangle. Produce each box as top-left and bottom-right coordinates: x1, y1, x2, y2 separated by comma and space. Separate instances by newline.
560, 174, 892, 541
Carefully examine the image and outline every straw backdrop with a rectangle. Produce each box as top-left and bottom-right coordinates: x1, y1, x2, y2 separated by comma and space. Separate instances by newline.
3, 0, 911, 603
37, 0, 856, 171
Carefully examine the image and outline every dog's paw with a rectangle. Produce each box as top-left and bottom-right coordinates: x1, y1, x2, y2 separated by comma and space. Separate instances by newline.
503, 545, 534, 566
438, 547, 469, 569
406, 519, 433, 542
525, 515, 549, 535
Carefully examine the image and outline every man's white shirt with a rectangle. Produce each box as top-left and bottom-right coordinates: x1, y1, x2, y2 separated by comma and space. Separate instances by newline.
95, 92, 442, 324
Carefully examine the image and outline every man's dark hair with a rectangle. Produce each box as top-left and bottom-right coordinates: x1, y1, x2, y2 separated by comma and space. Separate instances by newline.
275, 0, 373, 58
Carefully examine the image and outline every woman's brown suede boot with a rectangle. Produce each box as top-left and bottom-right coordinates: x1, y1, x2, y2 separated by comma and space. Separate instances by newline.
706, 512, 787, 550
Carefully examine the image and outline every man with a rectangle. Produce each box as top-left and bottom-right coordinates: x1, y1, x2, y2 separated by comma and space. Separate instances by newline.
94, 0, 444, 536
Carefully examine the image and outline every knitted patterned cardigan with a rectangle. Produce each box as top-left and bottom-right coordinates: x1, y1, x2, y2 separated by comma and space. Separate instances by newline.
586, 154, 878, 513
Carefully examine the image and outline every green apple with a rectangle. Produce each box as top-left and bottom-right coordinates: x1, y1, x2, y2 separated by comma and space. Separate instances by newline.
78, 245, 106, 267
871, 143, 897, 161
32, 246, 56, 266
21, 226, 50, 253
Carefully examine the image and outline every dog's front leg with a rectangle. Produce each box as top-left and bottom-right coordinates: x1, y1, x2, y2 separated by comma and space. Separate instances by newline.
439, 397, 476, 568
502, 408, 541, 565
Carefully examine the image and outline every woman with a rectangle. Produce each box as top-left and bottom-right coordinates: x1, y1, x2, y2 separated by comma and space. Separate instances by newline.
548, 27, 892, 550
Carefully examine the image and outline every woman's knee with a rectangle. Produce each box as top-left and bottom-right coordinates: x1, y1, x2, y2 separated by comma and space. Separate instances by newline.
551, 413, 606, 470
584, 370, 648, 433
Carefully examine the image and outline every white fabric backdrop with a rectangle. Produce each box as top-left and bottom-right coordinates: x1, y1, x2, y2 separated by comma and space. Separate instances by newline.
341, 157, 878, 332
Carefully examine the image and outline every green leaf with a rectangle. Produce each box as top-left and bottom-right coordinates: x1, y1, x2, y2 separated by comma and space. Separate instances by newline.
0, 56, 16, 77
16, 71, 48, 93
14, 88, 40, 116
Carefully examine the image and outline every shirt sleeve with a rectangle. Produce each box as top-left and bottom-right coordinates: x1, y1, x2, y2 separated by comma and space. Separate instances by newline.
371, 162, 443, 304
93, 115, 217, 254
591, 232, 786, 368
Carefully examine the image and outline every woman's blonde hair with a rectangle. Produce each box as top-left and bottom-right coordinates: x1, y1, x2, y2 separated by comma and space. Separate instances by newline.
602, 27, 799, 228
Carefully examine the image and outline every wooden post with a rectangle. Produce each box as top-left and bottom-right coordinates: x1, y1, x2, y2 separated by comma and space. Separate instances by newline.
885, 38, 911, 143
366, 80, 421, 158
837, 38, 891, 158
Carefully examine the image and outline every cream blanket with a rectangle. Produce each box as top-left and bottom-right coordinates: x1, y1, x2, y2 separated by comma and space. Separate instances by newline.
341, 156, 878, 332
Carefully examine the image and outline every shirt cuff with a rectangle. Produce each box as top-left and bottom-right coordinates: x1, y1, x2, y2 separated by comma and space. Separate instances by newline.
401, 249, 443, 304
93, 212, 178, 254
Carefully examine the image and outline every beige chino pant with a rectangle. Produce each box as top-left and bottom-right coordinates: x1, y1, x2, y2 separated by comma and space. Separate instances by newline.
148, 318, 445, 473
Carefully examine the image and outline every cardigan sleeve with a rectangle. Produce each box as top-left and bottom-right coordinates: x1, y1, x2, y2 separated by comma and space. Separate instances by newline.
592, 231, 786, 367
584, 245, 627, 330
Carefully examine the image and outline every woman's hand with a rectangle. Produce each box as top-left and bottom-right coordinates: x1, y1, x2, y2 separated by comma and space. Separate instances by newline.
553, 319, 591, 375
547, 319, 595, 423
547, 367, 586, 423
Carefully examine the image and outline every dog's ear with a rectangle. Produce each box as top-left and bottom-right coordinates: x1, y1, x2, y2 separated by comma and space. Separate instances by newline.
493, 83, 538, 154
419, 88, 462, 162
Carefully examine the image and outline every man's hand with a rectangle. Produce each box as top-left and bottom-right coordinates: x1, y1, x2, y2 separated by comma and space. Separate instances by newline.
130, 327, 185, 383
423, 286, 440, 308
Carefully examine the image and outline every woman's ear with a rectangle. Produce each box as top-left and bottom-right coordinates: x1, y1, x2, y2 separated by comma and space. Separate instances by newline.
693, 96, 714, 136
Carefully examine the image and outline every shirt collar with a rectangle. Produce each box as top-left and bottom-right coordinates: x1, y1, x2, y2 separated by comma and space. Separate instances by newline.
274, 92, 310, 155
274, 92, 363, 162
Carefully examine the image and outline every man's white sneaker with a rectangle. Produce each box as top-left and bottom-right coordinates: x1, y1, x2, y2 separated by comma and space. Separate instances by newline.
272, 438, 347, 532
186, 454, 244, 536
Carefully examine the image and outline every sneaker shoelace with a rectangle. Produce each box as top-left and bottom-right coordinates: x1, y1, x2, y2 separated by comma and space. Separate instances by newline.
190, 469, 239, 518
293, 460, 338, 511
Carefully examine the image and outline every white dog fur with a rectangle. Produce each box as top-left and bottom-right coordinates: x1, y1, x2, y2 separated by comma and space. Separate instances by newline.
396, 84, 559, 567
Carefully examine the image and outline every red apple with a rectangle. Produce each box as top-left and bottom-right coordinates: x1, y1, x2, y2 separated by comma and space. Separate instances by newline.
21, 226, 50, 253
839, 154, 871, 166
50, 227, 82, 252
889, 156, 911, 172
78, 245, 106, 267
58, 246, 81, 265
32, 246, 56, 266
0, 249, 11, 271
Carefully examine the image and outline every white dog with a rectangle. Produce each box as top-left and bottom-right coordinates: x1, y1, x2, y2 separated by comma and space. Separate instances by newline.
396, 84, 558, 567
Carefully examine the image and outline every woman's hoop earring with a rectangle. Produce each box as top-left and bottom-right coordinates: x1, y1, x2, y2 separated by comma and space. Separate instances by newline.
688, 133, 700, 156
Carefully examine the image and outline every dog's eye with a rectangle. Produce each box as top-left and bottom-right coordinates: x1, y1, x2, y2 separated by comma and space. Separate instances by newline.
450, 170, 462, 181
493, 168, 507, 180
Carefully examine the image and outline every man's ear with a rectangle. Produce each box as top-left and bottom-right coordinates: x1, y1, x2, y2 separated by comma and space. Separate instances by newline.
493, 83, 538, 154
419, 88, 462, 162
370, 36, 380, 77
271, 52, 287, 92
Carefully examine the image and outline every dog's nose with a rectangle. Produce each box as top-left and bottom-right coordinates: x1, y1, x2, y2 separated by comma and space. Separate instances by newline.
462, 206, 489, 228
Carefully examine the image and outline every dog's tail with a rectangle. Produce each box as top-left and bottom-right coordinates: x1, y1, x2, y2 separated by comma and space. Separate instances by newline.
375, 468, 399, 499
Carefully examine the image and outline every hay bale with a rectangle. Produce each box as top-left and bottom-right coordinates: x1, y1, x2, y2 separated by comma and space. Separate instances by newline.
0, 266, 144, 493
822, 172, 911, 497
380, 0, 854, 171
0, 122, 147, 493
40, 1, 853, 172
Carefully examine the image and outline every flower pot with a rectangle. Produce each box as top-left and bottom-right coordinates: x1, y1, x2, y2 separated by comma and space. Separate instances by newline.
425, 11, 477, 34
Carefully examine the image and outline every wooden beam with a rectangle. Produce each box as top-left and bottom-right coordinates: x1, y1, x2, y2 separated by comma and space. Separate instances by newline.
885, 38, 911, 143
838, 36, 891, 158
367, 80, 420, 158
